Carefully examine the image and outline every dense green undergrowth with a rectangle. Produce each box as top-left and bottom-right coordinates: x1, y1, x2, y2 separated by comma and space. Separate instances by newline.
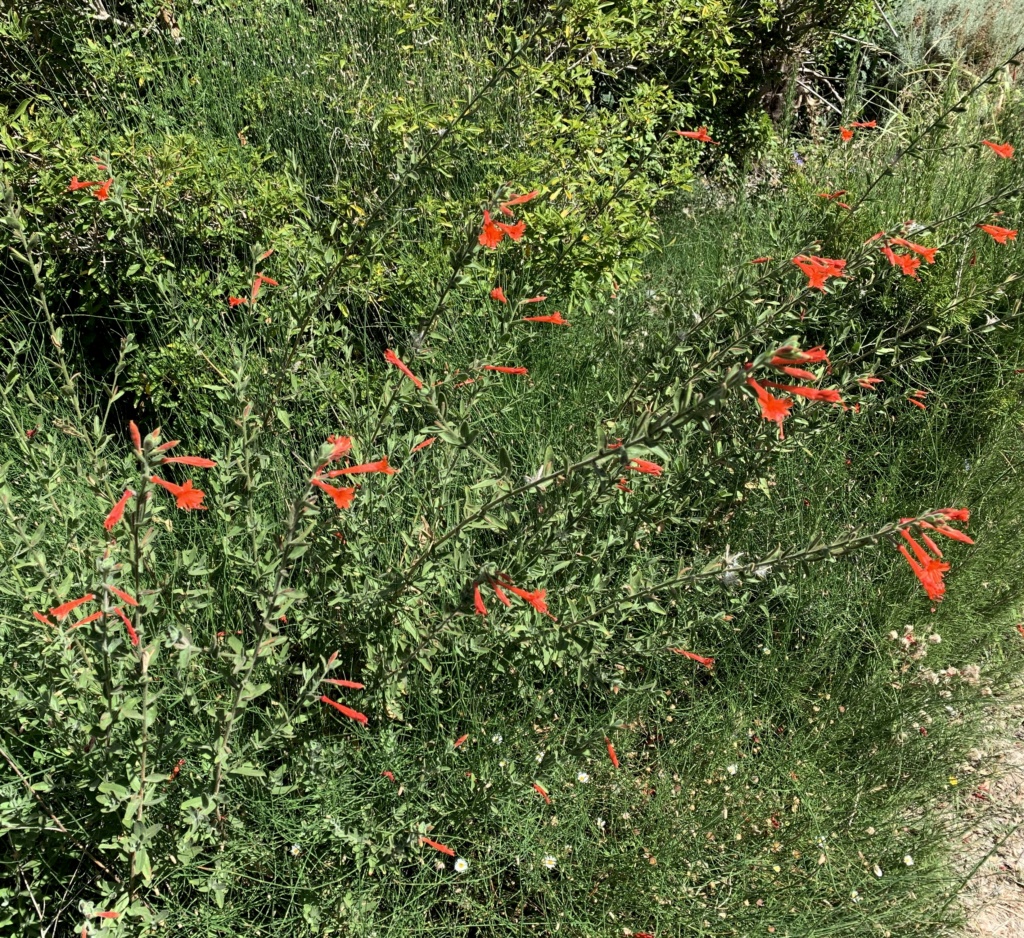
2, 2, 1024, 937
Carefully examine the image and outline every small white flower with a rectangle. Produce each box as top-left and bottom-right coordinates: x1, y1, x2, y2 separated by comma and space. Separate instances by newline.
928, 634, 941, 644
726, 764, 738, 776
850, 890, 861, 903
535, 751, 545, 764
873, 864, 883, 878
454, 858, 469, 873
596, 817, 606, 831
491, 733, 503, 744
542, 855, 557, 870
903, 855, 914, 867
753, 564, 772, 579
577, 771, 590, 783
290, 844, 302, 857
498, 760, 507, 769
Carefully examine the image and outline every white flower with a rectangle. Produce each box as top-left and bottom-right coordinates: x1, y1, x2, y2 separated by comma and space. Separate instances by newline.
454, 858, 469, 873
873, 864, 883, 877
542, 855, 557, 870
577, 771, 590, 784
726, 764, 738, 776
491, 733, 503, 744
535, 751, 545, 764
498, 760, 507, 769
290, 844, 302, 857
850, 890, 861, 903
753, 564, 772, 579
928, 634, 941, 644
903, 855, 914, 866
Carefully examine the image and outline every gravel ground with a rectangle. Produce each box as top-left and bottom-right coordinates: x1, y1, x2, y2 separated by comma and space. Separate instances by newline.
957, 692, 1024, 937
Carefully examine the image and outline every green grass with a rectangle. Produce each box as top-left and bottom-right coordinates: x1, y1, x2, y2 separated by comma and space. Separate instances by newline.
2, 5, 1024, 938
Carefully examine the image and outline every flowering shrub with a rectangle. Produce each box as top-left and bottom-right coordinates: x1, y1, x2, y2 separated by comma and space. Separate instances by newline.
1, 8, 1023, 938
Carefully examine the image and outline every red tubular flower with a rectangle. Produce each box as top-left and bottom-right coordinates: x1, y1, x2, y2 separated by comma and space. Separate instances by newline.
320, 695, 368, 725
750, 256, 772, 264
311, 478, 357, 510
495, 218, 526, 241
978, 223, 1017, 244
934, 523, 974, 545
129, 420, 142, 454
327, 457, 397, 478
490, 286, 508, 303
104, 489, 134, 532
156, 439, 180, 453
747, 378, 793, 439
888, 237, 937, 263
532, 782, 551, 804
851, 120, 877, 128
93, 179, 112, 201
420, 837, 455, 857
521, 294, 547, 304
907, 398, 927, 410
382, 770, 396, 783
857, 376, 883, 389
483, 365, 529, 375
671, 648, 716, 669
454, 733, 469, 749
817, 190, 848, 200
251, 272, 278, 301
32, 611, 53, 626
627, 458, 664, 476
506, 585, 557, 621
108, 584, 139, 607
50, 593, 95, 621
68, 176, 99, 191
492, 582, 512, 607
898, 530, 950, 602
779, 366, 818, 381
938, 507, 970, 523
676, 127, 718, 144
229, 296, 247, 307
523, 312, 570, 326
94, 912, 120, 920
635, 932, 656, 938
772, 346, 831, 367
161, 455, 217, 469
150, 475, 207, 510
473, 584, 488, 616
168, 758, 185, 780
605, 737, 620, 768
113, 606, 140, 646
323, 678, 365, 689
840, 127, 854, 141
762, 381, 842, 404
616, 478, 632, 493
499, 189, 539, 215
72, 610, 104, 629
982, 140, 1014, 159
792, 255, 846, 290
478, 210, 504, 248
384, 349, 424, 389
881, 245, 921, 279
411, 437, 437, 454
322, 435, 353, 466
